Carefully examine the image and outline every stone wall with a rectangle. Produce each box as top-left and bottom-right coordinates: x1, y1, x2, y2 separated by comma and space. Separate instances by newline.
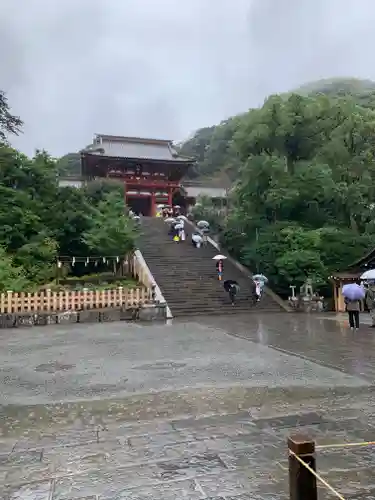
0, 304, 167, 329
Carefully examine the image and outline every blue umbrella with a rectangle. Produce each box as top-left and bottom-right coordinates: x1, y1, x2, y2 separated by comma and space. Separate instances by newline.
342, 283, 365, 301
253, 274, 268, 284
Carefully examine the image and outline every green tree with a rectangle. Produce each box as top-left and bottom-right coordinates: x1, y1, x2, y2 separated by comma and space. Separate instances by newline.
0, 147, 59, 251
15, 235, 58, 285
180, 78, 375, 185
178, 127, 216, 178
56, 152, 81, 177
191, 195, 223, 231
82, 191, 137, 256
0, 90, 22, 143
48, 187, 94, 257
0, 247, 29, 292
84, 178, 125, 206
178, 117, 244, 181
223, 92, 375, 294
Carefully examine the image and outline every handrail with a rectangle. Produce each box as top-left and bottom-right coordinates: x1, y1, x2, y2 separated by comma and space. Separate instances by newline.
131, 250, 173, 319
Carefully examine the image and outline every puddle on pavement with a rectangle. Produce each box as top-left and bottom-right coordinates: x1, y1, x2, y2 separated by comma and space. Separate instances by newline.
34, 361, 74, 373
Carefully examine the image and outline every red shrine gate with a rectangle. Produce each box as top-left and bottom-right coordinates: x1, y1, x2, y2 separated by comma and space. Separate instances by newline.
81, 135, 194, 216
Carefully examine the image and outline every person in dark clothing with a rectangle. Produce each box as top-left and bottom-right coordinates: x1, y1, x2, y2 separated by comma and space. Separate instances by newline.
345, 298, 360, 330
249, 280, 257, 304
365, 284, 375, 327
224, 280, 239, 305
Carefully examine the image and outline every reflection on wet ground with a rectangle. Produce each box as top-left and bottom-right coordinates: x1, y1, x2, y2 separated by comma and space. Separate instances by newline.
1, 314, 375, 499
197, 313, 375, 381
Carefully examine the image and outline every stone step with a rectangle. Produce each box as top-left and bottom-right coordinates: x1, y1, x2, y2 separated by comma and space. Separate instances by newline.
158, 279, 252, 286
157, 290, 256, 298
138, 217, 284, 317
147, 267, 250, 276
168, 297, 278, 305
156, 291, 256, 299
168, 298, 279, 307
169, 306, 281, 317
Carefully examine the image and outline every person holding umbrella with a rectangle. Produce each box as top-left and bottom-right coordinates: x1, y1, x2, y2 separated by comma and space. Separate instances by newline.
197, 221, 210, 245
213, 254, 226, 281
192, 232, 203, 248
342, 283, 365, 330
361, 270, 375, 327
224, 279, 240, 305
253, 273, 268, 301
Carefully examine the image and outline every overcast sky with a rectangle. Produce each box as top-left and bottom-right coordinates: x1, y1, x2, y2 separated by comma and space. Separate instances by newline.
2, 0, 375, 156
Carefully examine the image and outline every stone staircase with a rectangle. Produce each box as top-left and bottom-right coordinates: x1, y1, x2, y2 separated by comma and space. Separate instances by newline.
138, 217, 286, 317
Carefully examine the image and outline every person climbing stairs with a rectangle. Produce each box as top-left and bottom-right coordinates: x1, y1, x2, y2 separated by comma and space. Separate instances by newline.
138, 217, 286, 317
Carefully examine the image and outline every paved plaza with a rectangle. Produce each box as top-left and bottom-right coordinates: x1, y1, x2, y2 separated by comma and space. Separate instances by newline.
1, 314, 375, 499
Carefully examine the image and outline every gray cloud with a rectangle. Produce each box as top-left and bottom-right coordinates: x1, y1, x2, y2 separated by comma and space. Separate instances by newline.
1, 0, 375, 156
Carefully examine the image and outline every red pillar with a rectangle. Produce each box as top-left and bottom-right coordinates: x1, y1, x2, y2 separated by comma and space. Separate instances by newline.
151, 191, 156, 216
168, 188, 173, 207
124, 180, 127, 209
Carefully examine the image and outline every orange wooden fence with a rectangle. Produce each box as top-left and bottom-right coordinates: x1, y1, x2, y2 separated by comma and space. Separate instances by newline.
0, 287, 152, 314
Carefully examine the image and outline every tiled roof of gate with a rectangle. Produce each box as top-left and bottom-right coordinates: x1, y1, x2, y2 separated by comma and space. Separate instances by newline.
83, 134, 192, 162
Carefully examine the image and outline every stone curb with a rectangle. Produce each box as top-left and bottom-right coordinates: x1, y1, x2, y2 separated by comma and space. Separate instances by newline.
0, 304, 167, 329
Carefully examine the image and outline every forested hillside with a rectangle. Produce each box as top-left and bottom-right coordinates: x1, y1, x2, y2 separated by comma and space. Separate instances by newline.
56, 152, 81, 177
180, 78, 375, 182
211, 90, 375, 295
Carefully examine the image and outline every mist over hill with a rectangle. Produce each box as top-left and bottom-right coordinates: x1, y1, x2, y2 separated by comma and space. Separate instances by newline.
57, 77, 375, 182
295, 77, 375, 96
179, 77, 375, 182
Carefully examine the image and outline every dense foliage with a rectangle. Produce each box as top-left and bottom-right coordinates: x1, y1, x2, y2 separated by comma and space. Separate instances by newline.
180, 78, 375, 182
218, 93, 375, 295
56, 152, 81, 177
178, 78, 375, 296
179, 119, 242, 182
0, 92, 137, 292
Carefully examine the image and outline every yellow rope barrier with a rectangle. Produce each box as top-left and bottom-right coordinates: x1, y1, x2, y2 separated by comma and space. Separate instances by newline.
316, 440, 375, 450
289, 451, 345, 500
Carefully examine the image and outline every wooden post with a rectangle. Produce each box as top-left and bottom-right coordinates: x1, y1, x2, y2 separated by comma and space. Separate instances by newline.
288, 434, 317, 500
7, 291, 13, 314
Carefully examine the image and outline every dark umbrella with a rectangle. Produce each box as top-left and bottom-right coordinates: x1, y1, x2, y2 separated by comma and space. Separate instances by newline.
223, 280, 239, 292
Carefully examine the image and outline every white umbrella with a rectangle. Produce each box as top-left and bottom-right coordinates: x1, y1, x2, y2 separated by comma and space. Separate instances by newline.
165, 217, 176, 224
176, 215, 188, 221
197, 220, 209, 228
192, 234, 203, 242
212, 254, 227, 260
253, 274, 268, 283
361, 269, 375, 280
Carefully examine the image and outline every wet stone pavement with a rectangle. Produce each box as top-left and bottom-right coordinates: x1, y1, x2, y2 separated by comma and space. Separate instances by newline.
1, 315, 375, 499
